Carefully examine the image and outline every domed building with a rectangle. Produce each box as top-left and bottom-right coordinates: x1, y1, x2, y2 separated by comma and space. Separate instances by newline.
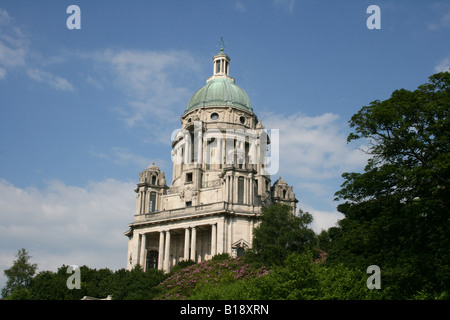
125, 48, 297, 272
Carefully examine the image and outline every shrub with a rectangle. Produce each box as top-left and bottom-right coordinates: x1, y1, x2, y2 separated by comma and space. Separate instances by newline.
189, 252, 385, 300
155, 257, 269, 300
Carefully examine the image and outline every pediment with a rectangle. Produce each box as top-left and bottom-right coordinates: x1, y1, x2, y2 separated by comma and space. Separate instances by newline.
231, 238, 251, 249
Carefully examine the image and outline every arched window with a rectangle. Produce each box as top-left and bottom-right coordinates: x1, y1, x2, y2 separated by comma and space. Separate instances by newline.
283, 189, 287, 199
151, 175, 156, 185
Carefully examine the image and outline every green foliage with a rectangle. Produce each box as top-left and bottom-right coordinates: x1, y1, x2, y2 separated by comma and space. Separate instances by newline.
2, 248, 37, 298
211, 252, 231, 261
169, 259, 196, 276
21, 264, 167, 300
331, 72, 450, 299
110, 266, 167, 300
191, 252, 382, 300
315, 262, 381, 300
250, 203, 317, 266
155, 257, 269, 300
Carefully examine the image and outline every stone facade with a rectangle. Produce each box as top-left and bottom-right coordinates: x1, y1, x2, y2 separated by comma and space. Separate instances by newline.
124, 49, 297, 272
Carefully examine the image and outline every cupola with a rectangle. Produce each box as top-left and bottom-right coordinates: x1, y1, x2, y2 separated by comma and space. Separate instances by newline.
185, 47, 253, 114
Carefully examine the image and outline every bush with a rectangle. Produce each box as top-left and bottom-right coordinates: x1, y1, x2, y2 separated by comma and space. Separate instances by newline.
169, 260, 196, 275
155, 257, 269, 300
211, 253, 231, 261
26, 265, 167, 300
191, 275, 269, 300
191, 252, 385, 300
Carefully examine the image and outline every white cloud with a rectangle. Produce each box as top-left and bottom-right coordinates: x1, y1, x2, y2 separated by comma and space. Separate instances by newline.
273, 0, 295, 13
235, 1, 247, 13
86, 49, 201, 139
27, 68, 74, 92
0, 19, 27, 72
90, 146, 170, 171
0, 8, 12, 26
0, 9, 74, 91
86, 75, 103, 90
428, 12, 450, 30
434, 57, 450, 73
0, 178, 136, 291
261, 111, 369, 230
262, 111, 369, 180
0, 66, 6, 79
427, 4, 450, 31
304, 206, 343, 234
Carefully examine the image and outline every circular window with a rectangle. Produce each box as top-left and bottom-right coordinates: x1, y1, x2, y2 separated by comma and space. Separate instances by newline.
239, 116, 246, 124
211, 113, 219, 120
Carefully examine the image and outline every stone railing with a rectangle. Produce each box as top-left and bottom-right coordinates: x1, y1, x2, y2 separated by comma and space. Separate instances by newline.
131, 201, 262, 225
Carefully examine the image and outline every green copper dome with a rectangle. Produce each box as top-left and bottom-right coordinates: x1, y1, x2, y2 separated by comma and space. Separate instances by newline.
186, 78, 253, 113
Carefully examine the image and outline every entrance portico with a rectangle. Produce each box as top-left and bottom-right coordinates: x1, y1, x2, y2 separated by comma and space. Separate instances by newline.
134, 222, 222, 272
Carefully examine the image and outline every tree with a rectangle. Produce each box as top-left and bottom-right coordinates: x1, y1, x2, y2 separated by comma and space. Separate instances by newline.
332, 72, 450, 298
28, 265, 167, 300
248, 203, 316, 266
2, 248, 38, 298
111, 265, 166, 300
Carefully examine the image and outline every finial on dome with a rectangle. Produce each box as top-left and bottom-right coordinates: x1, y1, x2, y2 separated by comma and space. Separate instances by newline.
146, 162, 160, 171
212, 38, 231, 78
217, 36, 226, 53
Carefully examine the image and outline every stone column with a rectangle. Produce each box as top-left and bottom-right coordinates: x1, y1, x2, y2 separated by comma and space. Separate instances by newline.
163, 230, 171, 272
202, 136, 207, 171
228, 175, 233, 203
140, 233, 147, 270
227, 217, 233, 254
177, 147, 182, 169
131, 232, 140, 270
221, 176, 226, 202
234, 175, 238, 203
190, 226, 196, 262
216, 217, 225, 254
222, 137, 226, 166
215, 138, 221, 168
229, 176, 233, 203
182, 133, 187, 165
158, 231, 164, 270
184, 228, 190, 261
196, 122, 203, 165
225, 175, 229, 203
211, 224, 217, 257
244, 178, 248, 204
249, 177, 254, 205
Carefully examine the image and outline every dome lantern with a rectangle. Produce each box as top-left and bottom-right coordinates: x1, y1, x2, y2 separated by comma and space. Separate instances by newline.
185, 45, 253, 114
212, 48, 230, 78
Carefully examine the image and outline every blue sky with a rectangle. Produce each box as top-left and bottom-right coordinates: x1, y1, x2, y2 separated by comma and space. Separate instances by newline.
1, 0, 449, 290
